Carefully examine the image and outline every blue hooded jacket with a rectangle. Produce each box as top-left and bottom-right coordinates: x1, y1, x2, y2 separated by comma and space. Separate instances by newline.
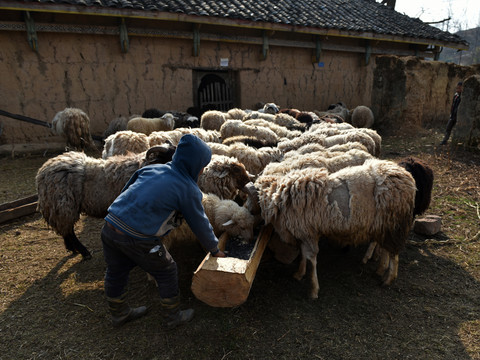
105, 134, 219, 253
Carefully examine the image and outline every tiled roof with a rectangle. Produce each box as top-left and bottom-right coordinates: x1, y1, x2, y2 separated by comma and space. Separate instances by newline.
11, 0, 468, 46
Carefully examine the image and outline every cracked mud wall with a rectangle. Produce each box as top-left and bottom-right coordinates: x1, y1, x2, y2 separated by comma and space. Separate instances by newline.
3, 29, 478, 153
0, 30, 373, 152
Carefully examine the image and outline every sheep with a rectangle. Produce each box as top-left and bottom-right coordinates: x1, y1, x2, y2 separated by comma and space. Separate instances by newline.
273, 113, 307, 131
226, 108, 247, 120
208, 142, 283, 176
255, 158, 416, 298
262, 148, 373, 176
103, 115, 129, 139
289, 141, 369, 156
141, 108, 199, 128
243, 119, 302, 139
197, 155, 252, 201
174, 128, 221, 144
148, 130, 185, 147
304, 127, 382, 157
126, 113, 176, 135
314, 102, 350, 123
308, 122, 355, 132
243, 111, 276, 122
222, 135, 278, 148
35, 144, 176, 259
162, 193, 256, 250
220, 120, 280, 146
397, 157, 434, 217
200, 110, 227, 131
102, 130, 150, 159
362, 156, 434, 270
51, 107, 96, 150
262, 103, 280, 114
278, 131, 377, 156
351, 105, 374, 128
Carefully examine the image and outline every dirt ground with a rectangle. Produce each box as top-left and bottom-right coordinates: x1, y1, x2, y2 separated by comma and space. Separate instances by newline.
0, 128, 479, 360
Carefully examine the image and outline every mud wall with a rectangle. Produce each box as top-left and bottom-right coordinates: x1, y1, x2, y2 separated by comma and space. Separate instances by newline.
0, 30, 373, 153
454, 75, 480, 147
371, 56, 480, 135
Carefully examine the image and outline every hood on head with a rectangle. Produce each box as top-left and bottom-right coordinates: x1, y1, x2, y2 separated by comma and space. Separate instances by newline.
172, 134, 212, 181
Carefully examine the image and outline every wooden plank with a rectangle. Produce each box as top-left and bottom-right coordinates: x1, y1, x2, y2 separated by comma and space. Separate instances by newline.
0, 194, 38, 212
191, 224, 273, 307
0, 201, 38, 224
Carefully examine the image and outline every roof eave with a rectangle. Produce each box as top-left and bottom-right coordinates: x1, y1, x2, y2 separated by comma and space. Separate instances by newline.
0, 1, 468, 51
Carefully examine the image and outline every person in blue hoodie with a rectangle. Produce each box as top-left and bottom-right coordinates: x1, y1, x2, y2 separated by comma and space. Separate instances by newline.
101, 134, 226, 329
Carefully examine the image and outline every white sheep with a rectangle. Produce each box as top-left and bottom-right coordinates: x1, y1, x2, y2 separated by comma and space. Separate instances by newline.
162, 192, 256, 250
126, 113, 176, 135
278, 131, 376, 156
220, 120, 280, 146
262, 148, 373, 176
308, 121, 355, 132
35, 144, 176, 259
243, 119, 302, 139
255, 158, 416, 299
226, 108, 247, 120
351, 105, 374, 128
290, 141, 369, 156
51, 107, 96, 150
305, 127, 382, 157
102, 130, 150, 159
174, 127, 221, 143
200, 110, 227, 131
208, 142, 283, 176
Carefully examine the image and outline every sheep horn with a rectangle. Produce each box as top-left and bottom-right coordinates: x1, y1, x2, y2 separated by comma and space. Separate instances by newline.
242, 182, 261, 215
145, 144, 176, 165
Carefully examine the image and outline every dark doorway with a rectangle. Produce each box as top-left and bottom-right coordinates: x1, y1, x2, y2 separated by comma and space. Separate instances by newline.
193, 70, 237, 112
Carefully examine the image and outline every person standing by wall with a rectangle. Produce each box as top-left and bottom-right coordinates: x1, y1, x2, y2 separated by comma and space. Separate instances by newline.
440, 81, 463, 145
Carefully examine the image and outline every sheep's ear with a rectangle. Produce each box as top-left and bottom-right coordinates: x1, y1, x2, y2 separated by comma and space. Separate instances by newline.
219, 170, 229, 178
222, 219, 235, 227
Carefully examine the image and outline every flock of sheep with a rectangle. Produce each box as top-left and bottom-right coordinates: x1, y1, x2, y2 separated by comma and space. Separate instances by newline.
37, 102, 433, 299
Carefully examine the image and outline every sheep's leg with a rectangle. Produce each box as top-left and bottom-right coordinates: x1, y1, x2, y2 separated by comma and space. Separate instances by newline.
362, 242, 377, 264
308, 253, 319, 300
376, 248, 390, 277
293, 253, 306, 281
64, 232, 92, 260
382, 254, 399, 285
298, 240, 319, 299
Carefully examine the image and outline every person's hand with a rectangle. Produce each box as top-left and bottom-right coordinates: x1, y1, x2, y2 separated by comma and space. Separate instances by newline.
212, 250, 227, 257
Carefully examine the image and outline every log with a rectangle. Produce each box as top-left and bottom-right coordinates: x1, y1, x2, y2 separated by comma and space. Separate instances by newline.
191, 224, 273, 307
0, 194, 38, 224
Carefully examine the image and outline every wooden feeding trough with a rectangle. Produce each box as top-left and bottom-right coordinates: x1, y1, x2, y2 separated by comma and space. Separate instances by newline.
191, 224, 273, 307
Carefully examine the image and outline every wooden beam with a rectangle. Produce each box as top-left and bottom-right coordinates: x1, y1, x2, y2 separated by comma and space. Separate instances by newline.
192, 23, 200, 57
24, 11, 38, 51
119, 17, 129, 53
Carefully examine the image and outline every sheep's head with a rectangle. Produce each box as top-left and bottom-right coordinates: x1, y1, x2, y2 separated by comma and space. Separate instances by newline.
144, 142, 176, 165
219, 161, 251, 190
263, 103, 280, 114
220, 206, 255, 243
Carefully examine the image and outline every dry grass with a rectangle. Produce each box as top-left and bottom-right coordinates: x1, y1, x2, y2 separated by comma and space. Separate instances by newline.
0, 129, 479, 360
